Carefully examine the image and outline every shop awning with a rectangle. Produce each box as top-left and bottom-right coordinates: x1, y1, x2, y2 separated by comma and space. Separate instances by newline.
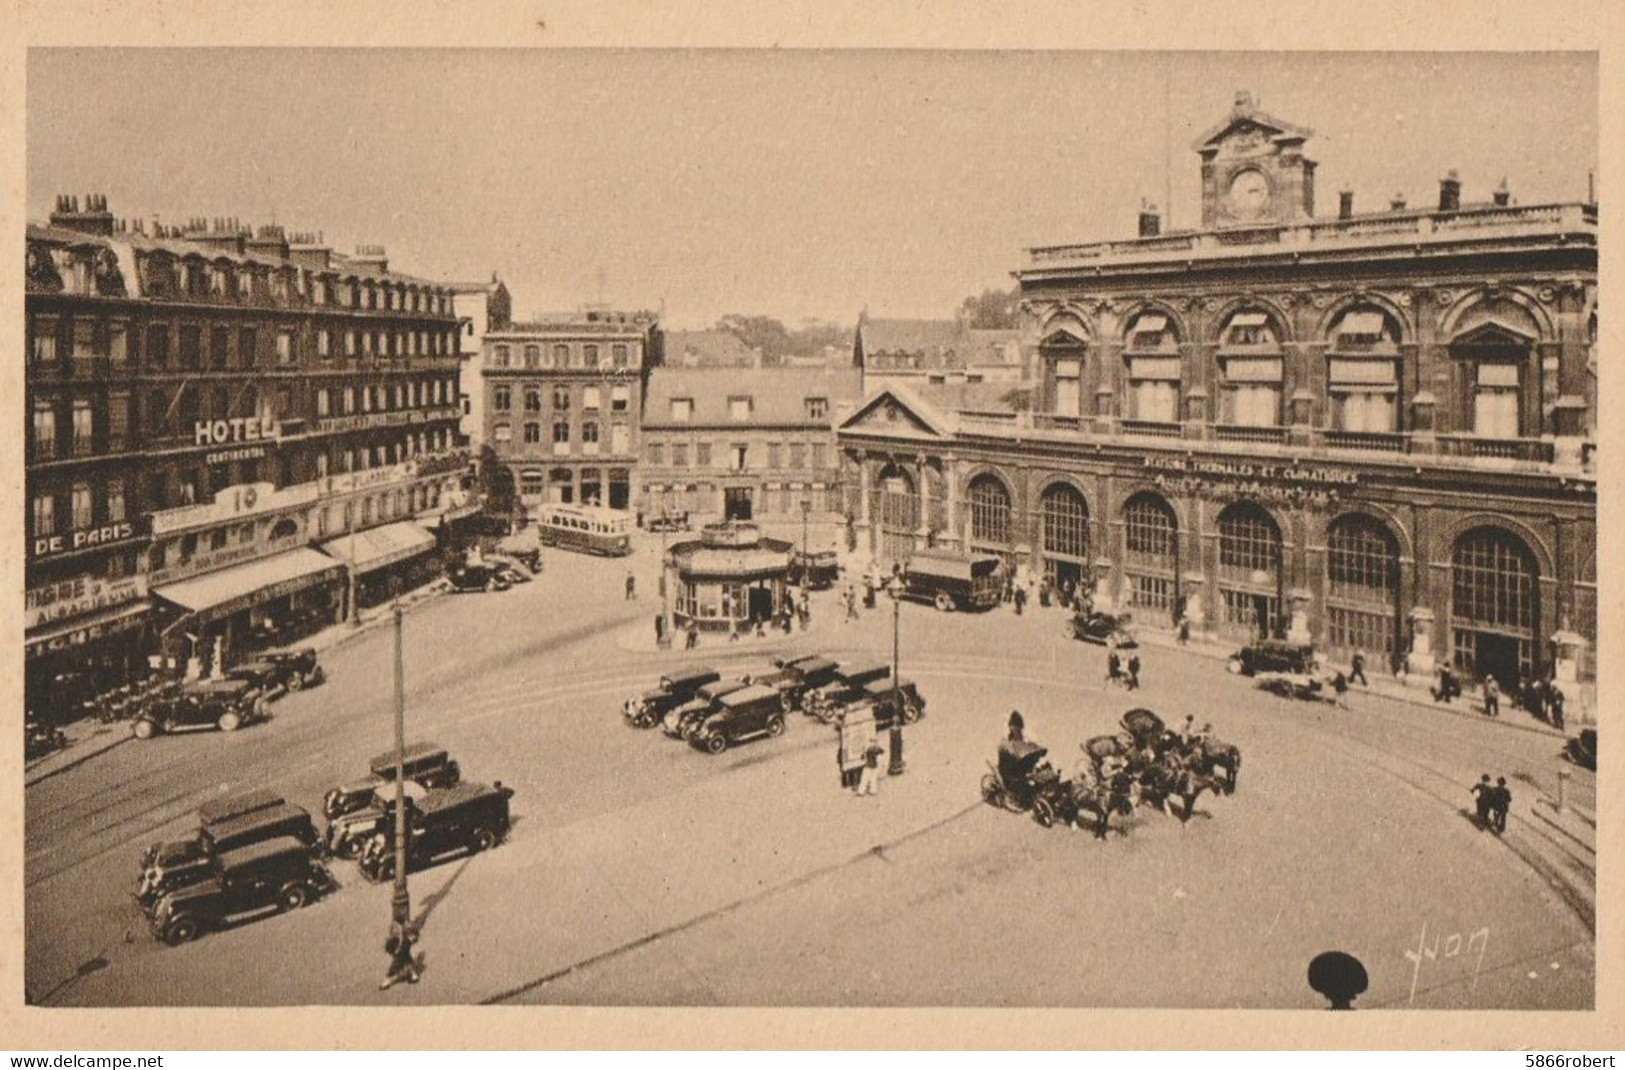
26, 601, 150, 657
155, 547, 344, 618
320, 521, 436, 575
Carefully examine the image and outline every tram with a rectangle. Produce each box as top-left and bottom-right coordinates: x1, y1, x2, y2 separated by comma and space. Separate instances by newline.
534, 503, 634, 557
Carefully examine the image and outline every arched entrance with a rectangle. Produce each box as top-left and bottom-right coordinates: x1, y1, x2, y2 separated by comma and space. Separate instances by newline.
966, 474, 1013, 563
1325, 513, 1401, 669
1123, 491, 1179, 627
1217, 501, 1283, 641
1039, 482, 1090, 595
872, 463, 919, 567
1450, 526, 1540, 688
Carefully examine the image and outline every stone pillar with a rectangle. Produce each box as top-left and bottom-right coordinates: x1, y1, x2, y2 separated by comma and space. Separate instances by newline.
942, 455, 961, 548
1286, 588, 1313, 645
915, 456, 932, 538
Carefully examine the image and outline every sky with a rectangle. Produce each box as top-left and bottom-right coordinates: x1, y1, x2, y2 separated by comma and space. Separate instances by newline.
27, 49, 1597, 329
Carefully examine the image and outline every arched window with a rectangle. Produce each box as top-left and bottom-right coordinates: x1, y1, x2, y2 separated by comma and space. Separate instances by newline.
1040, 483, 1088, 559
1217, 310, 1284, 431
1451, 527, 1539, 683
1325, 513, 1401, 666
1122, 492, 1179, 624
872, 463, 919, 566
1327, 308, 1401, 436
1124, 311, 1181, 424
1217, 501, 1282, 639
967, 474, 1012, 549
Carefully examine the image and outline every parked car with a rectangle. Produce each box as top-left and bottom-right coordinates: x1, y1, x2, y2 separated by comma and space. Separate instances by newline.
762, 655, 844, 712
1066, 610, 1138, 648
324, 781, 429, 859
1227, 639, 1318, 677
226, 648, 324, 694
196, 788, 286, 828
1564, 728, 1597, 771
323, 743, 461, 821
131, 679, 270, 739
900, 550, 1006, 612
861, 677, 926, 727
790, 549, 840, 590
646, 509, 690, 533
662, 678, 754, 739
358, 781, 516, 881
623, 666, 723, 728
447, 562, 510, 593
690, 684, 791, 754
803, 661, 892, 723
146, 836, 335, 946
138, 802, 319, 907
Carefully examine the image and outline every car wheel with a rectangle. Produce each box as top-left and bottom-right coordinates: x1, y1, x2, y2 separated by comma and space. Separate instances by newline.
163, 915, 200, 946
1226, 657, 1243, 675
1033, 798, 1056, 828
765, 714, 785, 738
470, 827, 498, 853
704, 733, 727, 755
277, 883, 310, 912
286, 672, 306, 692
217, 711, 242, 732
934, 592, 955, 613
132, 719, 156, 740
338, 836, 364, 860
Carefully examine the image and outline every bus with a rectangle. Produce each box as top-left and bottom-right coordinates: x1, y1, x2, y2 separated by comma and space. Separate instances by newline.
534, 503, 634, 557
901, 549, 1006, 612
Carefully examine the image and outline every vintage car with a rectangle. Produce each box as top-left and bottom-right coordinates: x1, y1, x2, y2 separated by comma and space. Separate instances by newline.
623, 667, 722, 728
860, 677, 926, 727
196, 788, 286, 829
358, 781, 516, 881
901, 550, 1006, 612
147, 836, 334, 946
1228, 639, 1318, 677
646, 509, 690, 533
762, 655, 845, 712
324, 780, 429, 859
447, 561, 510, 593
1564, 728, 1597, 772
803, 661, 893, 722
689, 684, 791, 754
791, 549, 840, 591
1066, 611, 1138, 649
323, 743, 461, 821
131, 679, 270, 739
138, 802, 319, 907
226, 648, 324, 694
662, 678, 754, 739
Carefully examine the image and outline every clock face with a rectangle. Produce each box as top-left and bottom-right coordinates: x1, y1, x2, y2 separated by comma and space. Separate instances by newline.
1227, 169, 1272, 220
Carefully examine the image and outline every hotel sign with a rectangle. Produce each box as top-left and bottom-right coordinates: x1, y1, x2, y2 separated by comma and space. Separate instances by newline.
26, 574, 147, 630
194, 415, 280, 446
32, 519, 140, 561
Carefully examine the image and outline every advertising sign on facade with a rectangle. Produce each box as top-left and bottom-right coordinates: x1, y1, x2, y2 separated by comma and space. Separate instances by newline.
25, 574, 147, 630
151, 481, 321, 535
31, 518, 139, 561
194, 415, 279, 446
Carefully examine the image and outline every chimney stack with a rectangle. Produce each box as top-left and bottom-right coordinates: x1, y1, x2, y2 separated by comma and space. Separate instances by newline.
1438, 170, 1462, 212
1138, 201, 1161, 238
1492, 177, 1511, 207
49, 192, 117, 236
1338, 190, 1354, 220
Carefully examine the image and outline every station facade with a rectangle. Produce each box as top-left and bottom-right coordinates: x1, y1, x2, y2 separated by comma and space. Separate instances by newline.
837, 93, 1597, 693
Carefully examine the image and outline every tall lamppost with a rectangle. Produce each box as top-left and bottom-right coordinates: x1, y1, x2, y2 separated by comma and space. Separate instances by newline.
885, 573, 906, 776
657, 519, 671, 650
388, 604, 412, 948
799, 499, 811, 587
347, 501, 361, 628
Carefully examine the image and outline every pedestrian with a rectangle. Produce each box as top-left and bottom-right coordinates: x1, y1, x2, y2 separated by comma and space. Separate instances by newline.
1039, 577, 1052, 608
1482, 675, 1499, 718
1491, 776, 1512, 834
1177, 616, 1191, 646
1106, 649, 1122, 689
1548, 685, 1566, 731
1331, 670, 1349, 708
654, 613, 665, 645
1013, 585, 1027, 616
856, 739, 884, 796
844, 586, 859, 621
1350, 649, 1368, 686
1470, 774, 1494, 829
728, 618, 740, 643
685, 624, 700, 650
1126, 652, 1141, 691
1433, 665, 1457, 704
379, 920, 424, 990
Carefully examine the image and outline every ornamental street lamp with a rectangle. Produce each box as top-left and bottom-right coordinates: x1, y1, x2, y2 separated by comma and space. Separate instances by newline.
885, 574, 906, 776
390, 605, 410, 929
799, 499, 812, 587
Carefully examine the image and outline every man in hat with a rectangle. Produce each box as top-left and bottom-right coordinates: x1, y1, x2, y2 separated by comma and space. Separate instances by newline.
1470, 774, 1494, 829
1490, 776, 1512, 834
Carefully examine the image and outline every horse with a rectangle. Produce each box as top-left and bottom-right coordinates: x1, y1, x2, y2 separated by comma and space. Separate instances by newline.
1064, 769, 1139, 839
1191, 736, 1242, 795
1136, 752, 1224, 824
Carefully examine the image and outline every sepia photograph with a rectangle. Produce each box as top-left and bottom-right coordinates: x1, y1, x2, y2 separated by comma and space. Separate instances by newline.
10, 5, 1616, 1049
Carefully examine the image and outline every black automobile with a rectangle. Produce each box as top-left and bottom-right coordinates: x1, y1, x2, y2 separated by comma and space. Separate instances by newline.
447, 562, 510, 593
791, 549, 840, 590
147, 836, 335, 946
762, 655, 844, 713
226, 648, 324, 694
623, 667, 722, 728
131, 679, 269, 739
138, 802, 319, 907
1228, 639, 1318, 677
690, 684, 790, 754
1066, 611, 1138, 649
646, 509, 690, 533
1564, 728, 1597, 771
196, 788, 286, 828
861, 677, 926, 728
358, 781, 516, 881
324, 743, 462, 821
324, 781, 429, 859
662, 678, 753, 739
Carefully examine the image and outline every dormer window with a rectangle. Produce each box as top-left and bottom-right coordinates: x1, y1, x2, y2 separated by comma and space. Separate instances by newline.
806, 397, 829, 420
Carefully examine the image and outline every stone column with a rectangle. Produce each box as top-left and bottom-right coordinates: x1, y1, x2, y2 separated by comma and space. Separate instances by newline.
915, 456, 932, 538
942, 455, 961, 548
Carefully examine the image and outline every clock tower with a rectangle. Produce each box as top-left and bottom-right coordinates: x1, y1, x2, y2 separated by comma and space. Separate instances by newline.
1195, 90, 1317, 228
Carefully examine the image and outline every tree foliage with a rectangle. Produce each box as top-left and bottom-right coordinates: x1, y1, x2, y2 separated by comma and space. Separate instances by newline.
959, 286, 1021, 329
717, 314, 852, 363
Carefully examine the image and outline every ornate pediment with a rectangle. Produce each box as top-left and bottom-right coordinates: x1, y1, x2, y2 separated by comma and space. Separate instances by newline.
838, 386, 950, 439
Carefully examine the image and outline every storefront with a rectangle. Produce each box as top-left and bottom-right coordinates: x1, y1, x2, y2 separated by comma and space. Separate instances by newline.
152, 546, 346, 665
319, 519, 438, 609
24, 576, 153, 723
667, 522, 794, 633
